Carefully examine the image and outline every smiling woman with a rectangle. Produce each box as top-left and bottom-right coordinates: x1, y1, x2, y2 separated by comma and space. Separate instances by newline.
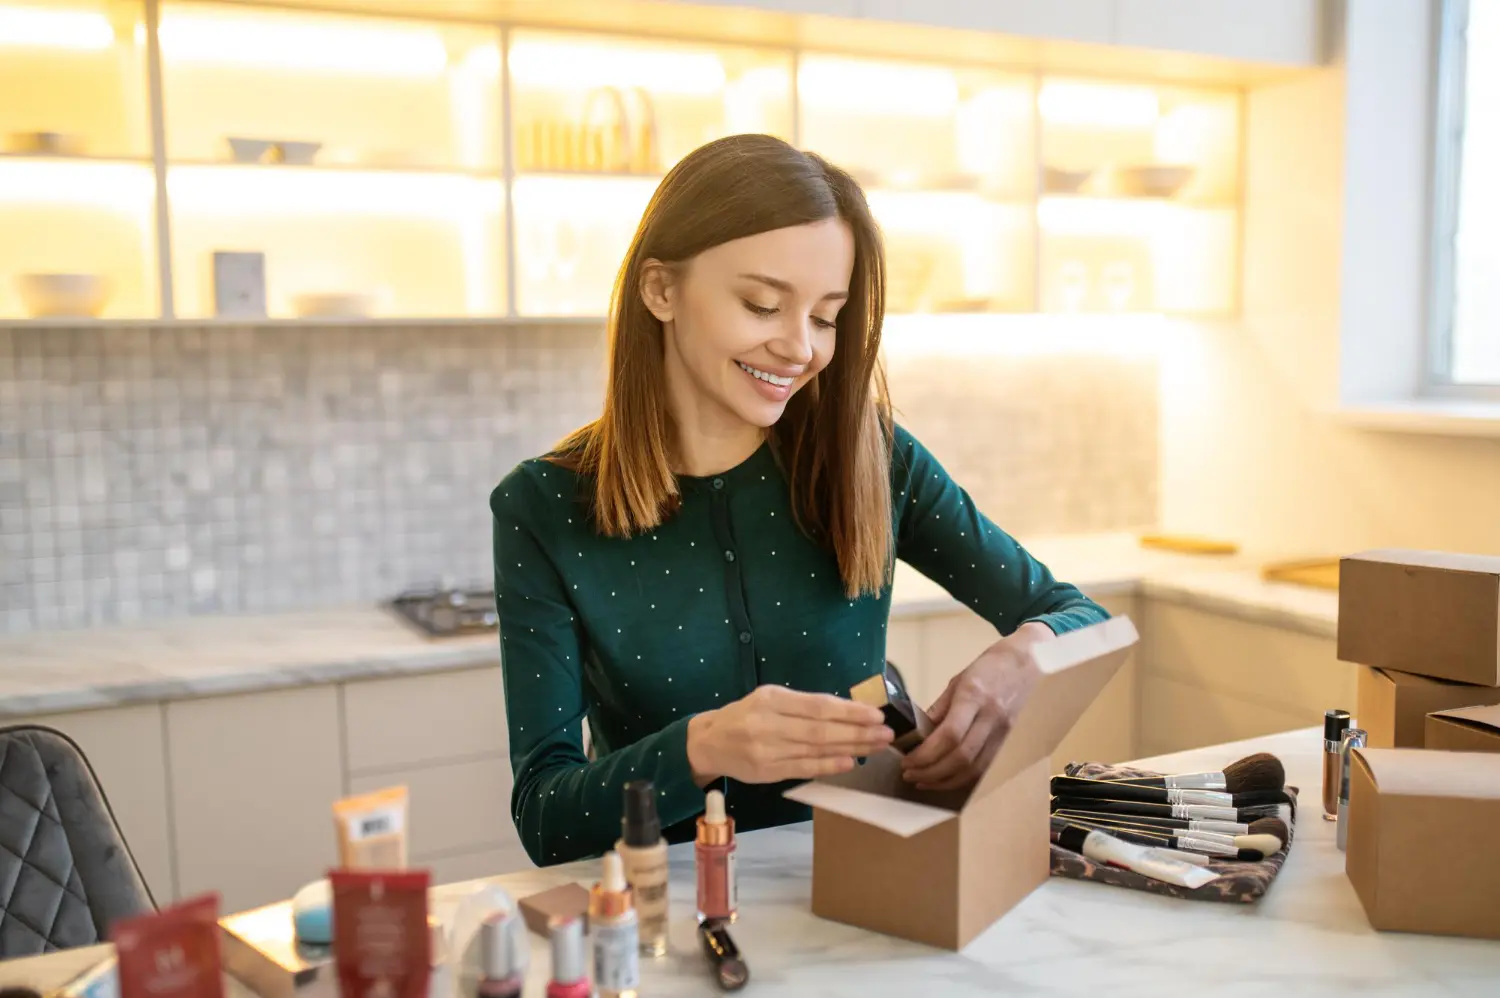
490, 134, 1107, 867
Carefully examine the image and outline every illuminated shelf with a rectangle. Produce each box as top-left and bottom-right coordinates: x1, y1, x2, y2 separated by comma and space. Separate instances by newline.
800, 55, 1035, 203
158, 2, 503, 174
0, 157, 158, 319
166, 165, 506, 319
869, 189, 1034, 314
509, 28, 792, 175
169, 158, 503, 180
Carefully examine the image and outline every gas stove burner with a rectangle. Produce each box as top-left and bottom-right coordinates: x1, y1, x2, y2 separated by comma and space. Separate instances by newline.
387, 586, 498, 638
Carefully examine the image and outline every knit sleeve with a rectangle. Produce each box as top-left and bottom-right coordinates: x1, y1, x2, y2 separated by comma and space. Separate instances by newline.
891, 425, 1108, 637
491, 467, 705, 867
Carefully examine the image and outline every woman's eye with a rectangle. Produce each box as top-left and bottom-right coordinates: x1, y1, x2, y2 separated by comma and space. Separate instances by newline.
741, 300, 778, 317
812, 316, 837, 330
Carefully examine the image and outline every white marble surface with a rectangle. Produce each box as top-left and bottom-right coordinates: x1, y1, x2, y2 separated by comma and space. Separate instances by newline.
412, 727, 1495, 997
0, 532, 1339, 718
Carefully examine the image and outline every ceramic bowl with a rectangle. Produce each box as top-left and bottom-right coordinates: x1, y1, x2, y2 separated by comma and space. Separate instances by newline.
16, 273, 111, 318
274, 141, 322, 165
1042, 166, 1093, 194
291, 292, 376, 318
227, 136, 273, 163
1117, 164, 1195, 198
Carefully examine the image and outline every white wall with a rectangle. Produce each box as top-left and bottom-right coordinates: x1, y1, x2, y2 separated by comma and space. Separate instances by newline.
1157, 43, 1500, 561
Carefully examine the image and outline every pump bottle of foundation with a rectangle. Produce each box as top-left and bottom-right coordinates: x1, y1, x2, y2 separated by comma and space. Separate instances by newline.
616, 779, 669, 956
695, 789, 737, 924
589, 851, 640, 998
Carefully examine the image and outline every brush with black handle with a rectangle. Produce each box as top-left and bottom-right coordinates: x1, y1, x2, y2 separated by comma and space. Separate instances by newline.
1051, 775, 1293, 809
1052, 794, 1286, 824
1083, 752, 1286, 792
1053, 809, 1291, 847
1054, 812, 1285, 860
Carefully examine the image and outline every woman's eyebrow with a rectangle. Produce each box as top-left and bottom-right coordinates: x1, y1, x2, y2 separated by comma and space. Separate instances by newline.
737, 272, 848, 302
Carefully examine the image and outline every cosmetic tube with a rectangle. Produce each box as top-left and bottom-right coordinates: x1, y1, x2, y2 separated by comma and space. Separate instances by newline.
589, 852, 639, 998
1055, 825, 1221, 889
332, 785, 409, 869
616, 779, 669, 956
696, 789, 737, 923
545, 916, 591, 998
1336, 727, 1367, 851
329, 869, 430, 998
698, 919, 749, 991
1322, 709, 1351, 820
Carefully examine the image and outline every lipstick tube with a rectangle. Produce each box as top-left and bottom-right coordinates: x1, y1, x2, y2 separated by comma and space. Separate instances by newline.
696, 789, 737, 924
545, 915, 591, 998
1322, 709, 1351, 820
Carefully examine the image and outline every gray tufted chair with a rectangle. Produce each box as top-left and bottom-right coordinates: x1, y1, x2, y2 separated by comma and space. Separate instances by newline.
0, 725, 156, 957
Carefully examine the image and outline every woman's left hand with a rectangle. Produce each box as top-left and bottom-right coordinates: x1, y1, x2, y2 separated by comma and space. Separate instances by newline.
901, 621, 1056, 791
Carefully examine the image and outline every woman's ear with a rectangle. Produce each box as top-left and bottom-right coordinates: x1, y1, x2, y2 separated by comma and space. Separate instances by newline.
640, 259, 675, 322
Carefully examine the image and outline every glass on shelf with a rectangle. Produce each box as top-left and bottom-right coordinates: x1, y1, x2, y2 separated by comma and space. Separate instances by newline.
1038, 198, 1237, 315
166, 166, 505, 319
869, 190, 1033, 314
1038, 78, 1240, 203
512, 174, 658, 316
799, 54, 1033, 198
508, 28, 793, 175
0, 158, 158, 318
157, 2, 501, 173
0, 0, 151, 160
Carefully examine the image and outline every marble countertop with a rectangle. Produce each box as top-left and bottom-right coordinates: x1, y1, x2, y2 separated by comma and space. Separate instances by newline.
0, 532, 1339, 719
12, 728, 1488, 998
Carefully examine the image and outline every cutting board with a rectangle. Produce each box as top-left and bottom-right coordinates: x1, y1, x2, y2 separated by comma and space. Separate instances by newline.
1261, 557, 1340, 591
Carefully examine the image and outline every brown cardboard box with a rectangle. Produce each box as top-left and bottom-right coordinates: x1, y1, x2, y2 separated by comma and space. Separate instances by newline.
1425, 704, 1500, 753
784, 615, 1137, 950
1338, 549, 1500, 686
1344, 747, 1500, 941
1355, 664, 1500, 747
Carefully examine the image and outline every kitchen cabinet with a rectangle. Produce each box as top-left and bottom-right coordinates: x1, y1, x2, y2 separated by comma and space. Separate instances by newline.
857, 0, 1116, 45
166, 685, 345, 912
1114, 0, 1326, 67
341, 666, 508, 771
1136, 598, 1350, 757
6, 704, 175, 905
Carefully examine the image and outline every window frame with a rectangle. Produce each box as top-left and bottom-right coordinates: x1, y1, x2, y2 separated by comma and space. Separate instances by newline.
1426, 0, 1500, 395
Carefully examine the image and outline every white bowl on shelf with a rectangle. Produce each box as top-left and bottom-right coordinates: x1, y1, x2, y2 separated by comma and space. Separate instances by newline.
1042, 166, 1092, 194
291, 292, 377, 318
273, 141, 322, 165
226, 137, 274, 163
16, 273, 111, 318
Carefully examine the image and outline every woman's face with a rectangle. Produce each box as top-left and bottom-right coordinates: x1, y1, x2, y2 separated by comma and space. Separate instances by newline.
645, 217, 855, 432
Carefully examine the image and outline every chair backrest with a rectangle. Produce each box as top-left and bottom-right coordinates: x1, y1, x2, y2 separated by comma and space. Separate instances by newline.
0, 724, 156, 957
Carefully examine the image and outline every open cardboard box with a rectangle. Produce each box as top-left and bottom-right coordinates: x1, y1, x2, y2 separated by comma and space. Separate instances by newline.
784, 615, 1138, 950
1425, 703, 1500, 753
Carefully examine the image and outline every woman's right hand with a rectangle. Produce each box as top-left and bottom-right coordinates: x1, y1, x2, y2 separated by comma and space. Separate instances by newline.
687, 684, 894, 785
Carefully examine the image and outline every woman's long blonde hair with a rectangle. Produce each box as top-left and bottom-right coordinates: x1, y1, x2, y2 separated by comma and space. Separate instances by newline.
551, 133, 894, 598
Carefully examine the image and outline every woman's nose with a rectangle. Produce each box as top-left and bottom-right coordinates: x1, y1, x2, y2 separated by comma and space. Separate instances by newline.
771, 316, 815, 365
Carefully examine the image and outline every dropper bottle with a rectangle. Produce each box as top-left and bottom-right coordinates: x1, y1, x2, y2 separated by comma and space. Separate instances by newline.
589, 851, 640, 998
695, 789, 737, 924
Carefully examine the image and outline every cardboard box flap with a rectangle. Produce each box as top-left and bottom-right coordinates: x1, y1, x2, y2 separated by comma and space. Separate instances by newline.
784, 749, 959, 837
1429, 703, 1500, 733
1356, 747, 1500, 799
1346, 549, 1500, 576
971, 615, 1139, 801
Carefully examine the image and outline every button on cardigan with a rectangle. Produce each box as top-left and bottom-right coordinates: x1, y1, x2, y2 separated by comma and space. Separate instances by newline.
490, 424, 1107, 866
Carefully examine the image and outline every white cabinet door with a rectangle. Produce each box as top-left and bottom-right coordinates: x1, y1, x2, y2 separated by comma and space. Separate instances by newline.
859, 0, 1115, 44
1114, 0, 1326, 65
342, 666, 506, 774
166, 686, 344, 913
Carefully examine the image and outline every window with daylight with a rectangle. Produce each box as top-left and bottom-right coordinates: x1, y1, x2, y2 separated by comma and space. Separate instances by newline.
1431, 0, 1500, 387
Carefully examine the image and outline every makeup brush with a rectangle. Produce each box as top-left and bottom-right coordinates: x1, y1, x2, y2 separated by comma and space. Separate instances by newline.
1057, 813, 1280, 860
1073, 812, 1286, 857
1049, 816, 1213, 866
1052, 795, 1283, 825
1054, 809, 1292, 848
1051, 776, 1293, 809
1095, 752, 1286, 793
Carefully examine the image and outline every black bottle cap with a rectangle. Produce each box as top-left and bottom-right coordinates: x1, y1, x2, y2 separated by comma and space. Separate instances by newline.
1324, 709, 1351, 741
621, 779, 661, 846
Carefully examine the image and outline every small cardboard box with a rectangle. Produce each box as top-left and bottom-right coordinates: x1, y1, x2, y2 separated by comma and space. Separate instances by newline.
784, 615, 1137, 950
1425, 704, 1500, 753
1344, 747, 1500, 941
1338, 549, 1500, 686
1356, 664, 1500, 747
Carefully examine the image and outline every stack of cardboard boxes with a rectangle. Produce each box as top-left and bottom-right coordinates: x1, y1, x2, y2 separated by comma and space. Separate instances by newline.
1334, 550, 1500, 941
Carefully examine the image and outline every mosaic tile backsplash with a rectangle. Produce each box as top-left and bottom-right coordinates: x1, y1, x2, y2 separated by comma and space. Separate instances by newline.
0, 323, 1157, 632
